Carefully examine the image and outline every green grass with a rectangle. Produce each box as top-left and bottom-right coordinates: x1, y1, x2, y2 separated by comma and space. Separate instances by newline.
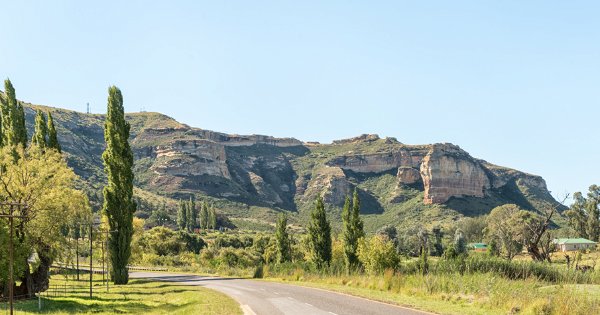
263, 270, 600, 315
10, 275, 241, 315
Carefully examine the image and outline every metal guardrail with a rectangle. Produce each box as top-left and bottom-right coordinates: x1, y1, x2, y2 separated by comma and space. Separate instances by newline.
52, 263, 168, 273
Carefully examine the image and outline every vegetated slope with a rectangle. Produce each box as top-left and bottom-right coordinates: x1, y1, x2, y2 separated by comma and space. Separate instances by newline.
18, 100, 566, 232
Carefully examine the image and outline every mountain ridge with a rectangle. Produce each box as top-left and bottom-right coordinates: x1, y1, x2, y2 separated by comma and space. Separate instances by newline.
11, 97, 565, 231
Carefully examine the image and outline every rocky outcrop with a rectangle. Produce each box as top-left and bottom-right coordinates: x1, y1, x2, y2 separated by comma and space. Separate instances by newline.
397, 167, 421, 185
151, 139, 231, 179
303, 167, 352, 206
332, 134, 381, 144
420, 144, 491, 204
326, 149, 428, 173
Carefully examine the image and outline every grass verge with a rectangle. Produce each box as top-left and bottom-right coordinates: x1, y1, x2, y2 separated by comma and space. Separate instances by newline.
8, 275, 241, 315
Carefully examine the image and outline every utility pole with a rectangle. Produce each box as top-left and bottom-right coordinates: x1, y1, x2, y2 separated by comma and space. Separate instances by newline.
86, 102, 90, 114
0, 202, 28, 315
89, 224, 93, 299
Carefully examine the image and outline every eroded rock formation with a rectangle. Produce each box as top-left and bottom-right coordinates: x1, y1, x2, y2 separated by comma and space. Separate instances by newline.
420, 144, 491, 204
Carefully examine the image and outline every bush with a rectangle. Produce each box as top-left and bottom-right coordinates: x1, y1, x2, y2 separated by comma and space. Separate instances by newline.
357, 236, 400, 274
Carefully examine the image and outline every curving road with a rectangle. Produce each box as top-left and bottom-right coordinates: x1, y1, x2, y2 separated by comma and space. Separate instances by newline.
130, 272, 433, 315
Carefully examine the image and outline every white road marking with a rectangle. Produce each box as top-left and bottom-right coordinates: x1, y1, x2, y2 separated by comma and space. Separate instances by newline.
241, 304, 256, 315
305, 302, 313, 306
328, 312, 338, 315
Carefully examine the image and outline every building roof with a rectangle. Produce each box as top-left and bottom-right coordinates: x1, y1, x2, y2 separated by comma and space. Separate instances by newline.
553, 238, 597, 245
468, 243, 487, 248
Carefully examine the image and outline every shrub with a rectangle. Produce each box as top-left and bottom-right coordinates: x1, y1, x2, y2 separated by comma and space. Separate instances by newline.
357, 236, 400, 274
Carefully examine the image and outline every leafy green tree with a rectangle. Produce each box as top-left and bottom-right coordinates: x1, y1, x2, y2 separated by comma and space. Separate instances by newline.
485, 204, 523, 260
454, 228, 467, 256
308, 196, 332, 267
586, 185, 600, 242
342, 189, 365, 271
46, 112, 61, 152
31, 109, 48, 148
566, 192, 589, 239
177, 199, 187, 230
357, 235, 399, 274
431, 226, 444, 256
150, 203, 170, 226
275, 213, 291, 263
0, 146, 90, 296
102, 86, 136, 284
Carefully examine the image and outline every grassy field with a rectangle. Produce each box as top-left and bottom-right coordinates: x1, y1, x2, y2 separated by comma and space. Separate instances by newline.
265, 271, 600, 315
7, 275, 241, 315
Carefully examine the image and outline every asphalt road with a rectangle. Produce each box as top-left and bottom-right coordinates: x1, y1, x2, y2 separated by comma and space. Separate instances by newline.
130, 272, 433, 315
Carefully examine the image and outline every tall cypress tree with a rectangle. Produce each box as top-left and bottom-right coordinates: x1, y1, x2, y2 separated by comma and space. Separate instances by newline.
342, 189, 365, 271
177, 199, 187, 231
0, 91, 4, 147
275, 213, 291, 263
31, 109, 48, 148
47, 112, 61, 152
186, 197, 197, 232
200, 202, 209, 230
308, 196, 332, 267
209, 207, 217, 230
102, 86, 136, 285
16, 103, 27, 147
1, 79, 19, 147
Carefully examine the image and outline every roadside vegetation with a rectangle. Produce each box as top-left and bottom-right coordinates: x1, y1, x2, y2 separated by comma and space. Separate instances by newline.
117, 185, 600, 314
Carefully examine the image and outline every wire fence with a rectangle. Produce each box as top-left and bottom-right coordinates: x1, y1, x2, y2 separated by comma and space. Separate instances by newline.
0, 267, 109, 315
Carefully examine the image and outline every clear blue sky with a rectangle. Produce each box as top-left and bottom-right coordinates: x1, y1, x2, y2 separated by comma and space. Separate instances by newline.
0, 1, 598, 201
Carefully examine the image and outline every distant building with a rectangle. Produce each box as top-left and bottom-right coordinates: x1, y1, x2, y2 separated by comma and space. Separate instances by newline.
468, 243, 487, 252
553, 238, 597, 252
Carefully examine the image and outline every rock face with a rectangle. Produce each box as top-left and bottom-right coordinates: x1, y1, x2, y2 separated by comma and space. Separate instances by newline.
420, 144, 491, 204
303, 167, 352, 206
397, 167, 421, 185
152, 140, 231, 179
326, 149, 428, 173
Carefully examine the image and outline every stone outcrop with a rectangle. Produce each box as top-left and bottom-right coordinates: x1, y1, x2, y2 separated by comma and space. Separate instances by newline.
420, 144, 491, 204
397, 167, 421, 185
326, 148, 428, 173
303, 167, 352, 206
151, 139, 231, 179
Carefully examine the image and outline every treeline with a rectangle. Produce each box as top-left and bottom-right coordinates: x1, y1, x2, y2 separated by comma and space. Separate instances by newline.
177, 198, 218, 231
565, 185, 600, 241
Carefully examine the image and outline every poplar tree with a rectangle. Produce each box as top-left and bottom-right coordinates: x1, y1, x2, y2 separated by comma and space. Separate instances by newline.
342, 189, 365, 271
186, 197, 197, 231
209, 207, 217, 230
102, 86, 136, 285
177, 199, 187, 231
1, 79, 19, 147
47, 112, 61, 152
0, 92, 4, 147
275, 213, 291, 263
31, 110, 48, 148
308, 196, 332, 267
200, 202, 209, 230
16, 103, 27, 147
